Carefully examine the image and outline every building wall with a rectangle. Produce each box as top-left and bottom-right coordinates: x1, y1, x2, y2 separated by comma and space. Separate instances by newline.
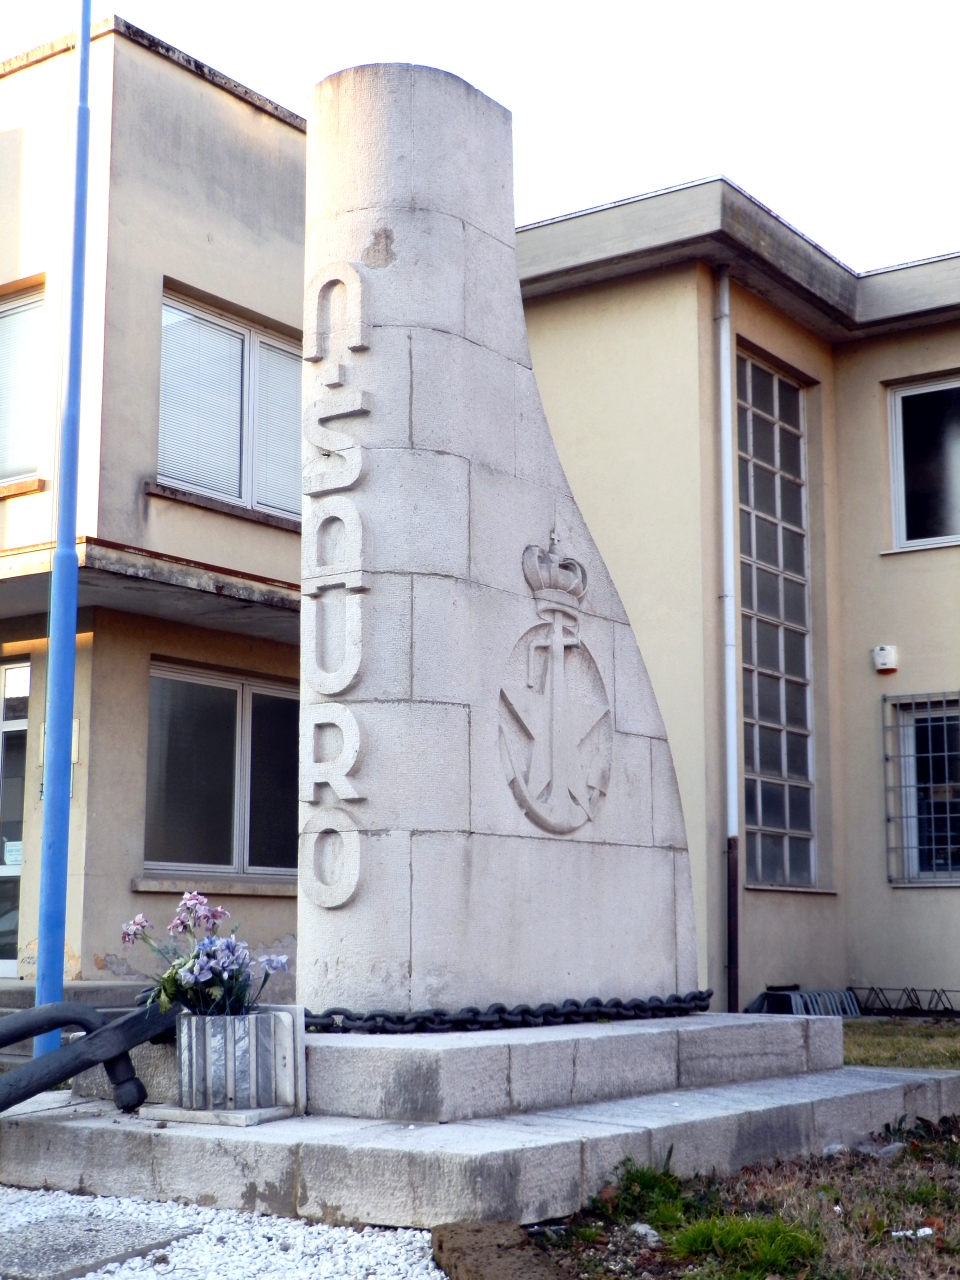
526, 268, 859, 1006
729, 285, 849, 1002
525, 265, 717, 994
0, 33, 116, 552
835, 324, 960, 990
6, 614, 92, 982
98, 35, 306, 584
10, 604, 299, 987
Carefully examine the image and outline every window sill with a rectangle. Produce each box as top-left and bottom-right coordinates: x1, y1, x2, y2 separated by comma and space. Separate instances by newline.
889, 879, 960, 889
0, 477, 44, 500
131, 875, 297, 898
880, 541, 960, 556
144, 481, 300, 533
745, 883, 837, 896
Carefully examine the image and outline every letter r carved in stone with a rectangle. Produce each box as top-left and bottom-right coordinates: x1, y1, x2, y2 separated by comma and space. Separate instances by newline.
300, 703, 363, 802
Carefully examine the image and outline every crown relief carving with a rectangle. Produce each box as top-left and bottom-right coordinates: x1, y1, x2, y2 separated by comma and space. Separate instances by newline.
499, 532, 612, 835
521, 532, 588, 623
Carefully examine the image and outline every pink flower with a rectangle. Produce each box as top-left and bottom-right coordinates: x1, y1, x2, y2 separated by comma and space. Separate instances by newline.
121, 914, 151, 946
167, 911, 191, 935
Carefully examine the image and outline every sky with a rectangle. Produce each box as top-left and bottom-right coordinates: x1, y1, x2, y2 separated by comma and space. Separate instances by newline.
1, 0, 957, 273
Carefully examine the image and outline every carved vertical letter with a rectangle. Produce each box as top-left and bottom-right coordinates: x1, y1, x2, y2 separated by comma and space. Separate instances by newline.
300, 703, 363, 802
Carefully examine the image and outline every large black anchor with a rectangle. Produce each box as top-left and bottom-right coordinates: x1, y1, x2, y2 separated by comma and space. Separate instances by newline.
0, 1001, 179, 1114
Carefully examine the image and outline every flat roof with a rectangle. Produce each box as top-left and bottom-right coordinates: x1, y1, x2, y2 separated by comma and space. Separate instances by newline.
6, 21, 960, 339
516, 177, 960, 340
0, 15, 306, 131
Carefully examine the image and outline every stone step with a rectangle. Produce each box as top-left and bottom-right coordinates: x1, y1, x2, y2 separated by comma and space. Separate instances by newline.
70, 1013, 842, 1117
4, 1065, 959, 1226
304, 1012, 843, 1121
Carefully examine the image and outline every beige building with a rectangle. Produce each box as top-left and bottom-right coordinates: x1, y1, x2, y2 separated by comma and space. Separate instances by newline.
2, 20, 958, 1009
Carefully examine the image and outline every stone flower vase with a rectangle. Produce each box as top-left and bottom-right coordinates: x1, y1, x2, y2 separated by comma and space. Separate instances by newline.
177, 1005, 306, 1114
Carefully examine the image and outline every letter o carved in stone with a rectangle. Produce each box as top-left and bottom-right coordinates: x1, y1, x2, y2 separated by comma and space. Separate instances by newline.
299, 807, 361, 909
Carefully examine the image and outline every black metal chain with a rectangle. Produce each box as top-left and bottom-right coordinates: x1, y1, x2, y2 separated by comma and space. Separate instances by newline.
305, 988, 712, 1034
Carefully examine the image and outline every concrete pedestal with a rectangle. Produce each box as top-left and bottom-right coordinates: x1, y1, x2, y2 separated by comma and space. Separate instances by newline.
10, 1015, 957, 1225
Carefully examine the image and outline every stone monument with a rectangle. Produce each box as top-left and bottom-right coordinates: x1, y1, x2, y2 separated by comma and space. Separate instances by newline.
297, 63, 698, 1013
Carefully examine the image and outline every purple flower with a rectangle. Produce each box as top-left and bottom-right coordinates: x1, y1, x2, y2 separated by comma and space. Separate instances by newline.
121, 914, 151, 946
259, 954, 288, 974
211, 935, 249, 977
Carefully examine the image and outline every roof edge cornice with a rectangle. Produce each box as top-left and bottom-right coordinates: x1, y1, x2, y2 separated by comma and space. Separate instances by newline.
517, 178, 960, 341
0, 15, 306, 132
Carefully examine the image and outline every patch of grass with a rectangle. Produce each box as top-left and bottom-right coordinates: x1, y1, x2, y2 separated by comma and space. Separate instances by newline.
542, 1114, 960, 1279
571, 1226, 607, 1245
592, 1157, 687, 1230
844, 1016, 960, 1069
670, 1214, 821, 1278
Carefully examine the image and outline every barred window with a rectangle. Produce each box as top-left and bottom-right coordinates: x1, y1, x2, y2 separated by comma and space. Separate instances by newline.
884, 693, 960, 882
737, 354, 815, 887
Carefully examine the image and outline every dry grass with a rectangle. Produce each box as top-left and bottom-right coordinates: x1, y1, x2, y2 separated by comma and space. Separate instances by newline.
538, 1118, 960, 1277
536, 1019, 960, 1278
844, 1017, 960, 1070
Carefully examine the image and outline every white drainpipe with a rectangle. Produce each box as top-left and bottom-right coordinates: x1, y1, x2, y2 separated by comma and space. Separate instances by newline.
716, 266, 739, 1011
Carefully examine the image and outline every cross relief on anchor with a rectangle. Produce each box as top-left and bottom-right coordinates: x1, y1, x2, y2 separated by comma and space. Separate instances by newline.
499, 533, 613, 834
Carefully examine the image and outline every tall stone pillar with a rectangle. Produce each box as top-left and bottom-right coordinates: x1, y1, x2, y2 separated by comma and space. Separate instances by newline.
298, 64, 698, 1012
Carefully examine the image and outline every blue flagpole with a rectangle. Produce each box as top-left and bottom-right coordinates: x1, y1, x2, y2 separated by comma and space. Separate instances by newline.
34, 0, 92, 1056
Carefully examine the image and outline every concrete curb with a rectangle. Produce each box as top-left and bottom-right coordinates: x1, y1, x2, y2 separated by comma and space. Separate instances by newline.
432, 1223, 563, 1280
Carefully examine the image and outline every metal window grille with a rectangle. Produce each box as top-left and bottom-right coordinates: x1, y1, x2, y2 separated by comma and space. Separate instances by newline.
737, 354, 815, 887
884, 692, 960, 882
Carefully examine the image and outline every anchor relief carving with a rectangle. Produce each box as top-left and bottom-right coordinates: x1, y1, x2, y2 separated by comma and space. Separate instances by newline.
299, 263, 369, 910
499, 534, 613, 834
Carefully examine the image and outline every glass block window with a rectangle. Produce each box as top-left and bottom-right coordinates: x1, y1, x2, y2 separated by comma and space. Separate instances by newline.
158, 300, 301, 517
737, 354, 814, 887
884, 693, 960, 882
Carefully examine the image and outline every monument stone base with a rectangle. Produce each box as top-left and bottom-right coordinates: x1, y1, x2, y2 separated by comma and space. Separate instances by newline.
3, 1014, 959, 1226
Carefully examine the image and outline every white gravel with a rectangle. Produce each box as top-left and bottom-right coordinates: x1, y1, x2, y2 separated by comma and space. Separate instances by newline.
0, 1185, 445, 1279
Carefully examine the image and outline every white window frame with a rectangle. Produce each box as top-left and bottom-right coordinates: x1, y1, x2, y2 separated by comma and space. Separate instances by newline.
159, 295, 302, 517
889, 375, 960, 551
0, 288, 47, 486
0, 662, 30, 978
144, 663, 298, 879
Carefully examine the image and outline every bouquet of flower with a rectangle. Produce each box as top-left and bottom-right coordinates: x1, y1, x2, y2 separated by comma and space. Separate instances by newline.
121, 892, 288, 1016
